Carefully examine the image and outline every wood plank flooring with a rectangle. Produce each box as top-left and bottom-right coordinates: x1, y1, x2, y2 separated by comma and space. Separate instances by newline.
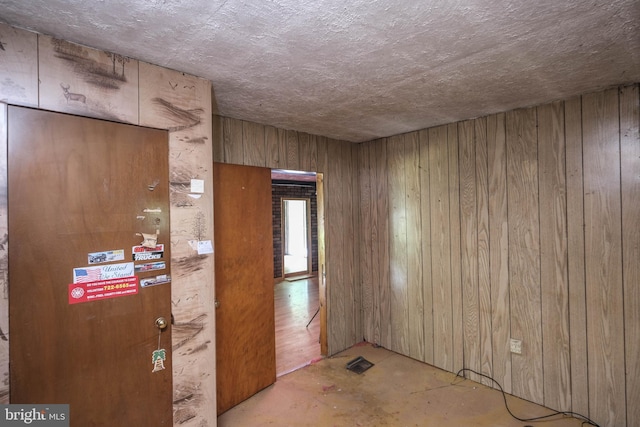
275, 277, 321, 376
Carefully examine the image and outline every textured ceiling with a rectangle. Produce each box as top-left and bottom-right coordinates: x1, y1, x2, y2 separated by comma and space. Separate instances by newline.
1, 0, 639, 142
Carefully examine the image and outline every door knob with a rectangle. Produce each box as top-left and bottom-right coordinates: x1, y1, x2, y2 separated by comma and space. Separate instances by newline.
214, 300, 220, 308
155, 317, 168, 330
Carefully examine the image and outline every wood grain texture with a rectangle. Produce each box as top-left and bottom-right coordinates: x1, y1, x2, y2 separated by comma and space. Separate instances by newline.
405, 132, 425, 362
564, 96, 589, 417
359, 143, 374, 343
138, 63, 215, 426
274, 278, 320, 376
286, 130, 300, 170
0, 24, 38, 107
375, 139, 391, 349
474, 117, 492, 386
418, 129, 434, 365
0, 103, 7, 404
487, 113, 511, 393
9, 108, 173, 426
387, 134, 409, 355
582, 88, 626, 427
222, 116, 244, 164
298, 132, 318, 171
620, 84, 640, 427
343, 142, 359, 345
427, 126, 453, 371
212, 115, 224, 163
447, 122, 464, 374
327, 138, 346, 353
264, 125, 280, 168
538, 101, 571, 411
506, 107, 543, 403
367, 141, 381, 346
316, 171, 328, 356
458, 120, 480, 383
3, 25, 215, 424
39, 34, 139, 124
243, 120, 266, 167
214, 163, 275, 415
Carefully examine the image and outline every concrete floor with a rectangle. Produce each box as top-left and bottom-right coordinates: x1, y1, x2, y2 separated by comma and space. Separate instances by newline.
218, 342, 584, 427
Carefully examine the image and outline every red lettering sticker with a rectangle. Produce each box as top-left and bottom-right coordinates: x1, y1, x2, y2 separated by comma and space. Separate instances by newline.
68, 276, 139, 304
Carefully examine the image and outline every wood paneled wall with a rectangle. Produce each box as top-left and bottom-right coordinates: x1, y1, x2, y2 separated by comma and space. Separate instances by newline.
0, 23, 216, 426
359, 84, 639, 427
213, 116, 362, 355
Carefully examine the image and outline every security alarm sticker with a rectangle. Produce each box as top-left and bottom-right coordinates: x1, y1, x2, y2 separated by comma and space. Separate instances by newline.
73, 262, 135, 284
87, 249, 125, 264
140, 274, 171, 288
132, 243, 164, 261
135, 261, 166, 273
68, 276, 139, 304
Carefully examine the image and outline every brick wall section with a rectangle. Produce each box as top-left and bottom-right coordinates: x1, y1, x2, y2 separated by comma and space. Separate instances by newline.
272, 182, 318, 278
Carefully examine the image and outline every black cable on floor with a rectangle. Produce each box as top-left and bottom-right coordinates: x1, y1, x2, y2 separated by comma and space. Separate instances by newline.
453, 368, 600, 427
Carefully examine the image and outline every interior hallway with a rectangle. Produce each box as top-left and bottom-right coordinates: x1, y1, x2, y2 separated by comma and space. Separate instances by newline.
219, 342, 585, 426
275, 277, 321, 376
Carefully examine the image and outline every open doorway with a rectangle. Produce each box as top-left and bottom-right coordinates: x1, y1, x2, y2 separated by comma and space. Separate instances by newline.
283, 198, 311, 277
271, 169, 323, 376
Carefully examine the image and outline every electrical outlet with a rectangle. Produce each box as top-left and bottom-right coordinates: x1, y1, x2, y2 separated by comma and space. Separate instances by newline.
510, 338, 522, 354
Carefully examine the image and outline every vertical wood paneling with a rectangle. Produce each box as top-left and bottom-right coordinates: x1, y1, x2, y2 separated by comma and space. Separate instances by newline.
243, 121, 265, 167
564, 96, 589, 416
487, 113, 511, 393
582, 88, 626, 427
264, 125, 280, 168
0, 103, 7, 404
418, 129, 434, 365
388, 134, 409, 354
538, 101, 571, 410
375, 139, 391, 349
368, 140, 381, 345
342, 142, 358, 344
223, 117, 244, 164
327, 138, 346, 353
458, 120, 480, 382
447, 123, 464, 373
405, 132, 425, 362
277, 128, 288, 169
427, 126, 453, 371
620, 84, 640, 427
298, 132, 317, 171
506, 107, 543, 403
351, 144, 362, 343
286, 130, 300, 170
475, 117, 492, 386
359, 143, 374, 343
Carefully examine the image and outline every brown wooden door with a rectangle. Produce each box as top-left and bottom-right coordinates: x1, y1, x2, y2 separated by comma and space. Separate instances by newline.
214, 162, 275, 415
8, 107, 172, 426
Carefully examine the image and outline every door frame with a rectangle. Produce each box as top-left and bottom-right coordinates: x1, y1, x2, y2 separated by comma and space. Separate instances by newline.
281, 197, 312, 277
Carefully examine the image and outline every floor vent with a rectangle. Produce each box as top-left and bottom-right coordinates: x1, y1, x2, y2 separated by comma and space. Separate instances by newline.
346, 356, 374, 374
